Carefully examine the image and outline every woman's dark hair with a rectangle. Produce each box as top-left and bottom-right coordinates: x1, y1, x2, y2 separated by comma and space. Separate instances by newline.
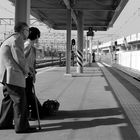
14, 22, 28, 32
28, 27, 40, 41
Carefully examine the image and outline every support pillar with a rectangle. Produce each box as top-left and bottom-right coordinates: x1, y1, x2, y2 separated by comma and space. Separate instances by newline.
97, 42, 100, 61
77, 11, 84, 73
89, 36, 93, 64
15, 0, 30, 25
66, 9, 71, 74
85, 36, 88, 62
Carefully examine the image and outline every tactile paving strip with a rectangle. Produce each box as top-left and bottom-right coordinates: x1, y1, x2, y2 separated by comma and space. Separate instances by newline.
98, 62, 140, 137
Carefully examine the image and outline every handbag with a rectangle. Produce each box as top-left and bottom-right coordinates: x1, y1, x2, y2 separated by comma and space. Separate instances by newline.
42, 99, 60, 116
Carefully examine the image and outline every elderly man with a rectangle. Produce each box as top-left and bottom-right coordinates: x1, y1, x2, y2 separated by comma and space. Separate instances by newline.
0, 22, 36, 133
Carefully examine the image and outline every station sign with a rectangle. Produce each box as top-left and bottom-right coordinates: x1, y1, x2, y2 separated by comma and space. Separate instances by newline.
131, 34, 137, 42
117, 37, 124, 45
138, 33, 140, 41
126, 36, 131, 43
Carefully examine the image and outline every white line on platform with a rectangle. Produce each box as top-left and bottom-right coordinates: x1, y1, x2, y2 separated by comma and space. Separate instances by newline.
97, 62, 104, 67
37, 67, 56, 75
102, 62, 112, 67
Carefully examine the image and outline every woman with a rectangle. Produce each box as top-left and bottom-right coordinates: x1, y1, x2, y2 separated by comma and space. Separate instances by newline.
24, 27, 42, 119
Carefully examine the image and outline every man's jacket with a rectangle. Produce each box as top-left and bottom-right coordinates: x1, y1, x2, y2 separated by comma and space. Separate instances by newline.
0, 33, 28, 88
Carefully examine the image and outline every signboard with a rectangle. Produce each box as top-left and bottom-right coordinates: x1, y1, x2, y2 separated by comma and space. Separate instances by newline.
87, 31, 94, 36
87, 27, 94, 36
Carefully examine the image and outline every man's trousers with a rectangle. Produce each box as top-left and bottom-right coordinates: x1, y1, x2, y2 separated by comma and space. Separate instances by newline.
0, 84, 30, 132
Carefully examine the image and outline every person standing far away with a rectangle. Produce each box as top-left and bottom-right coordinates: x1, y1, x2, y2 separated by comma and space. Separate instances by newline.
24, 27, 43, 120
92, 51, 95, 63
0, 22, 37, 133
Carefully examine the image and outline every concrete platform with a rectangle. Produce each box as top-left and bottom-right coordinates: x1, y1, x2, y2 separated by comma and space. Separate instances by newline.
0, 62, 140, 140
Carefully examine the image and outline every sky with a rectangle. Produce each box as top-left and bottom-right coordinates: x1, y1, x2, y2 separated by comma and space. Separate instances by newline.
105, 0, 140, 39
0, 0, 14, 40
95, 0, 140, 42
0, 0, 14, 18
0, 0, 140, 42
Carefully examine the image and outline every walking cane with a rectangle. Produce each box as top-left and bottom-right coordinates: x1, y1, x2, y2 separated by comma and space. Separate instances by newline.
32, 84, 41, 130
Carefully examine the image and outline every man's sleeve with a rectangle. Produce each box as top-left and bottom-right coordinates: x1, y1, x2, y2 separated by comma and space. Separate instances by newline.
24, 41, 31, 58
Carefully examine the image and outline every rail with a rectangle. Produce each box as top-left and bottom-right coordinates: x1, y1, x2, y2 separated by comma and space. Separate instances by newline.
36, 57, 66, 68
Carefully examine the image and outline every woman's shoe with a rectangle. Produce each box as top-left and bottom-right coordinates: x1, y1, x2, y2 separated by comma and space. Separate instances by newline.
16, 127, 37, 134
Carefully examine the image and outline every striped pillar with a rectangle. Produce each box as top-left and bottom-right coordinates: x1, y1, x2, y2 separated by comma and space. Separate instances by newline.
77, 50, 83, 68
77, 11, 83, 73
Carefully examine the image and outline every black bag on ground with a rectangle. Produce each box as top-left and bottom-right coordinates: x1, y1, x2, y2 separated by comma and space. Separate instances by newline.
42, 99, 60, 116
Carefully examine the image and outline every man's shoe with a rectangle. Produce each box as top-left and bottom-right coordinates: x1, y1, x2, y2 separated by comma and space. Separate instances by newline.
16, 127, 37, 134
0, 125, 14, 129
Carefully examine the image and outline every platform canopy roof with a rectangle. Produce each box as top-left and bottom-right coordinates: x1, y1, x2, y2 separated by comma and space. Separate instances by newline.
9, 0, 128, 31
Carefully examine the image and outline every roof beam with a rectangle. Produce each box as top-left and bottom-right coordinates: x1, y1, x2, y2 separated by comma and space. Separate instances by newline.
63, 0, 78, 25
63, 0, 71, 9
109, 0, 129, 27
73, 8, 115, 11
31, 7, 114, 12
31, 7, 66, 10
31, 10, 55, 28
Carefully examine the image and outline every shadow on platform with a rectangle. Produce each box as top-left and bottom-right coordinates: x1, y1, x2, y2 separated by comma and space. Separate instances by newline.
33, 107, 139, 140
